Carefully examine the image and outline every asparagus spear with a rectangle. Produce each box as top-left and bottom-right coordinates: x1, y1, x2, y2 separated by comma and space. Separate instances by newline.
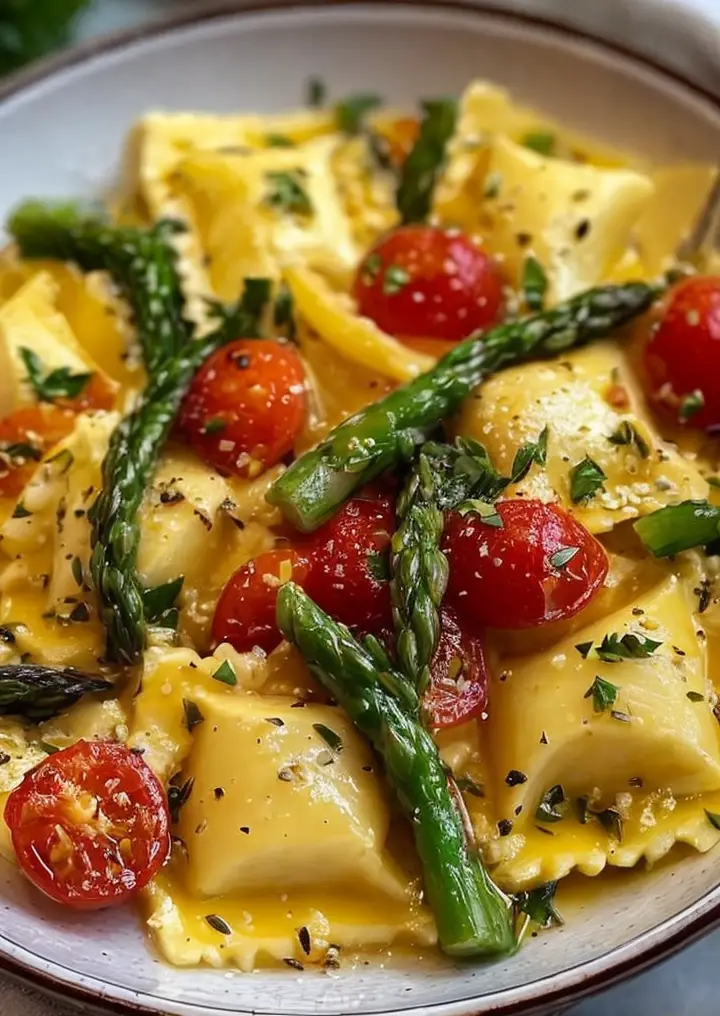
9, 201, 192, 373
396, 99, 457, 224
391, 453, 448, 695
268, 282, 658, 531
0, 665, 110, 722
634, 499, 720, 557
276, 581, 513, 957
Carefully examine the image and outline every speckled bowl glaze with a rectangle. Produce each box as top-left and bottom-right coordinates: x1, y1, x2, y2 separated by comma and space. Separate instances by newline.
0, 2, 719, 1014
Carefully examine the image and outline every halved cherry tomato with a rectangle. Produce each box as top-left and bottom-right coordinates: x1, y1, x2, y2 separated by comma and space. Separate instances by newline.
212, 549, 311, 654
303, 491, 394, 632
644, 276, 720, 430
178, 339, 306, 477
0, 405, 77, 498
354, 225, 505, 342
444, 500, 608, 630
65, 372, 117, 413
424, 607, 489, 729
5, 740, 171, 911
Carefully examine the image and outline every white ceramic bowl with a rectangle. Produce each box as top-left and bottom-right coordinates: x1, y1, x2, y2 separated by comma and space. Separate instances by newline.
0, 3, 719, 1014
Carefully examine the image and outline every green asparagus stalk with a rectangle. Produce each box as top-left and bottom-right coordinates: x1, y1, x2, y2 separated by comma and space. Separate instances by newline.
268, 282, 659, 531
9, 201, 192, 373
276, 582, 513, 957
391, 453, 448, 695
634, 499, 720, 557
396, 99, 457, 224
0, 665, 111, 721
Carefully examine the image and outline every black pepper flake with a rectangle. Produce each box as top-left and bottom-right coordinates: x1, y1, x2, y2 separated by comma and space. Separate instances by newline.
628, 776, 644, 788
575, 219, 591, 240
168, 777, 195, 823
239, 826, 250, 834
290, 700, 306, 708
0, 752, 10, 766
283, 958, 304, 971
213, 787, 225, 800
695, 581, 711, 614
631, 607, 645, 616
535, 825, 555, 836
514, 805, 523, 816
297, 926, 311, 955
539, 730, 549, 745
505, 769, 528, 787
497, 819, 513, 836
265, 716, 285, 726
193, 509, 212, 531
73, 508, 86, 518
0, 627, 15, 644
673, 645, 686, 657
160, 489, 185, 505
69, 602, 90, 622
516, 231, 533, 247
205, 914, 232, 936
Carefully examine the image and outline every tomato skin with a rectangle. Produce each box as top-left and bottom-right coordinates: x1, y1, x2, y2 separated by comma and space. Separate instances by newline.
444, 500, 608, 630
644, 276, 720, 430
5, 740, 171, 911
353, 226, 505, 342
212, 549, 311, 654
303, 492, 394, 633
178, 339, 306, 477
0, 405, 77, 498
424, 607, 489, 729
66, 372, 117, 413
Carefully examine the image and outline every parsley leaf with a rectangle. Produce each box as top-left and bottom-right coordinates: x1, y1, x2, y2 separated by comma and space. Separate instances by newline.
264, 170, 313, 216
514, 881, 563, 929
521, 131, 557, 157
306, 77, 326, 108
510, 426, 548, 483
584, 675, 619, 713
457, 499, 504, 527
274, 281, 297, 342
679, 390, 704, 422
206, 277, 273, 339
535, 785, 567, 823
382, 264, 410, 295
705, 810, 720, 830
266, 133, 295, 148
608, 420, 650, 459
335, 93, 382, 134
142, 576, 184, 629
521, 255, 548, 312
183, 698, 205, 733
367, 549, 390, 581
595, 632, 662, 663
20, 347, 92, 403
212, 660, 237, 687
313, 723, 343, 755
569, 456, 606, 503
549, 546, 579, 570
396, 98, 457, 224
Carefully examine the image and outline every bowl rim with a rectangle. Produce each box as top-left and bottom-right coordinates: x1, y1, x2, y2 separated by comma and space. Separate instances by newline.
0, 2, 719, 1014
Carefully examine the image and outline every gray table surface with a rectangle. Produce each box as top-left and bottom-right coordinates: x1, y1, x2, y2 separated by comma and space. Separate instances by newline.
3, 0, 720, 1012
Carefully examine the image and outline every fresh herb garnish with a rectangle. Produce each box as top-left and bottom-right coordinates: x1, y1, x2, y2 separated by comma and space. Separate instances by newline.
549, 546, 579, 570
569, 456, 606, 503
455, 775, 485, 797
535, 784, 567, 823
521, 255, 548, 312
212, 660, 237, 687
679, 390, 704, 422
575, 641, 593, 659
383, 264, 410, 295
183, 698, 205, 732
266, 134, 295, 148
457, 499, 503, 527
634, 499, 720, 558
0, 442, 41, 463
584, 675, 619, 713
705, 810, 720, 830
521, 131, 557, 157
595, 632, 662, 663
11, 503, 32, 519
71, 556, 84, 587
306, 77, 326, 108
595, 807, 623, 841
687, 691, 705, 702
510, 426, 548, 484
335, 93, 382, 134
142, 576, 183, 628
264, 170, 313, 216
608, 420, 650, 459
483, 171, 502, 199
168, 776, 194, 823
203, 418, 226, 435
313, 723, 343, 755
514, 881, 563, 929
274, 282, 297, 342
367, 549, 390, 581
396, 98, 457, 224
20, 347, 92, 403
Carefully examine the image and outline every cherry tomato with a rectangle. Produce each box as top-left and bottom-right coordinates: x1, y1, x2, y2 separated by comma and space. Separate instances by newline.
444, 500, 608, 630
424, 607, 489, 729
354, 225, 505, 342
65, 372, 117, 413
212, 549, 311, 654
644, 276, 720, 430
0, 405, 77, 498
5, 740, 171, 910
303, 492, 394, 633
178, 339, 306, 477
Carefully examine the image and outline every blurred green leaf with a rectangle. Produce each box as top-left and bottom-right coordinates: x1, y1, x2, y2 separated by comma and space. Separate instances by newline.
0, 0, 92, 77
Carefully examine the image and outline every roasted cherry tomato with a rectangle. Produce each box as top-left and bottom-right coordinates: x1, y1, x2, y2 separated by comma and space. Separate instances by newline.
424, 607, 489, 729
303, 491, 394, 633
5, 740, 171, 911
0, 405, 77, 498
354, 225, 505, 342
212, 549, 311, 654
444, 500, 608, 630
644, 276, 720, 430
178, 339, 306, 477
65, 372, 117, 413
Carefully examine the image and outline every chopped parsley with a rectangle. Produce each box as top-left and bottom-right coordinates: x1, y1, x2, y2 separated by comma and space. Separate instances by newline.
142, 576, 183, 630
510, 426, 548, 484
313, 722, 343, 755
594, 632, 662, 663
335, 93, 382, 134
20, 347, 92, 403
11, 502, 32, 519
266, 133, 295, 148
455, 775, 484, 797
595, 807, 623, 841
203, 417, 226, 435
274, 282, 297, 342
212, 660, 237, 687
584, 675, 619, 713
705, 810, 720, 830
483, 171, 502, 199
521, 255, 548, 312
183, 698, 205, 733
679, 389, 704, 422
548, 546, 579, 570
521, 131, 557, 157
608, 420, 650, 459
535, 784, 567, 823
514, 881, 563, 930
382, 264, 410, 295
264, 170, 313, 216
457, 499, 503, 528
569, 456, 606, 503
